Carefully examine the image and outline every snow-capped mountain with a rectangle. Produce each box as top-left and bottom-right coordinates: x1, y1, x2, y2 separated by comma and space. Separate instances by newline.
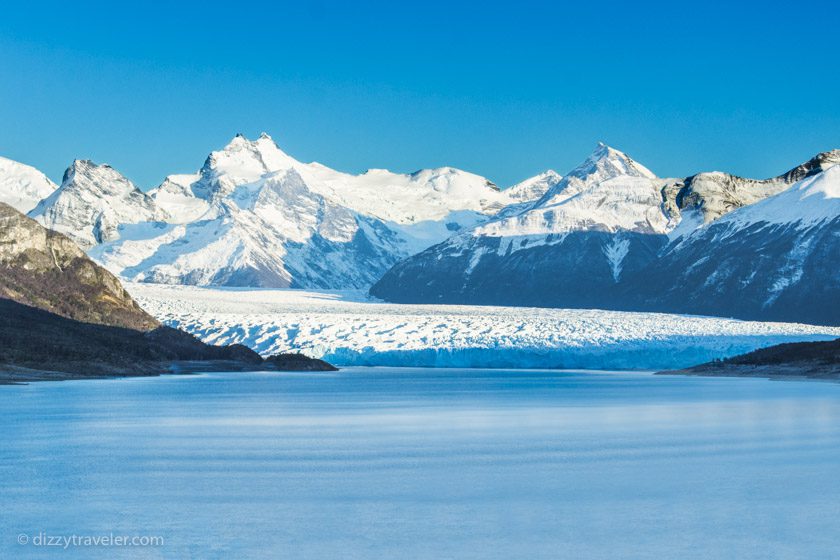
371, 145, 840, 325
371, 143, 676, 306
628, 164, 840, 325
0, 156, 58, 213
29, 160, 166, 249
76, 133, 541, 288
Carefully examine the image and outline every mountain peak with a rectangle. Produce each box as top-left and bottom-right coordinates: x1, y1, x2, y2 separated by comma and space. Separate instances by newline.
577, 143, 656, 180
202, 133, 298, 196
60, 159, 132, 191
777, 148, 840, 184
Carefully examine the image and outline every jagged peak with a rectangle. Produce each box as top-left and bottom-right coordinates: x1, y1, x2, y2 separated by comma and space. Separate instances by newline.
202, 133, 296, 181
60, 159, 128, 186
219, 132, 282, 153
778, 148, 840, 184
525, 144, 658, 210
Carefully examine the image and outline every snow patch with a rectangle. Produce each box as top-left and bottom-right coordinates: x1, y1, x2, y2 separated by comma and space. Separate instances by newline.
603, 237, 630, 281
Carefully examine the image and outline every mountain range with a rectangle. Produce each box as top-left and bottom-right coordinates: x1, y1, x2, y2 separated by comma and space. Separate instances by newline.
8, 134, 549, 289
0, 136, 837, 326
371, 145, 840, 326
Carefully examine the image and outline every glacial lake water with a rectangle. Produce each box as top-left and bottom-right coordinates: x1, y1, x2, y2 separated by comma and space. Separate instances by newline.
2, 368, 840, 559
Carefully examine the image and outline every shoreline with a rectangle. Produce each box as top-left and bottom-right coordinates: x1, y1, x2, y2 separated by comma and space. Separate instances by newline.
6, 363, 839, 386
0, 359, 336, 385
658, 364, 840, 384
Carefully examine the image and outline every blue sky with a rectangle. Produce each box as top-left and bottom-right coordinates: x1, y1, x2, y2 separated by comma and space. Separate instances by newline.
1, 0, 837, 189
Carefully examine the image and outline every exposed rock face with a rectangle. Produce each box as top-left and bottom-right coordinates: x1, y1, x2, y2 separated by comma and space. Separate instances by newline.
29, 160, 165, 249
0, 202, 159, 331
662, 149, 840, 227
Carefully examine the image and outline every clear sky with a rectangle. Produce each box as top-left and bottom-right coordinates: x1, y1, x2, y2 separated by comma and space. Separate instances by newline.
1, 0, 838, 189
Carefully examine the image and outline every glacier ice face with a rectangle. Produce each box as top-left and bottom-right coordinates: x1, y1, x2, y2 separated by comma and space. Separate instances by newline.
128, 283, 840, 370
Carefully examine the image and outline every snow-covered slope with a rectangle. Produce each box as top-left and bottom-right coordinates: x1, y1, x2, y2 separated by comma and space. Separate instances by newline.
480, 143, 672, 238
128, 283, 840, 369
662, 148, 840, 238
629, 164, 840, 325
718, 163, 840, 228
372, 143, 676, 306
86, 133, 538, 288
495, 170, 563, 218
0, 156, 58, 213
506, 170, 562, 202
29, 160, 165, 249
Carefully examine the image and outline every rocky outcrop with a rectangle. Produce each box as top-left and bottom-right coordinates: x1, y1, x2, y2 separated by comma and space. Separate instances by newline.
628, 166, 840, 326
0, 202, 159, 330
662, 148, 840, 226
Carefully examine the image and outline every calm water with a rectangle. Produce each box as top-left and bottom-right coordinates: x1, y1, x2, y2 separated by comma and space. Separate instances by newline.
2, 368, 840, 559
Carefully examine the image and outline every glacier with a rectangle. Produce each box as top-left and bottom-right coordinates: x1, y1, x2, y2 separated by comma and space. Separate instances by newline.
128, 283, 840, 370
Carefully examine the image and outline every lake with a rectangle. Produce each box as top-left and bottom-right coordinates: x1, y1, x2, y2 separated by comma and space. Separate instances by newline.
2, 368, 840, 559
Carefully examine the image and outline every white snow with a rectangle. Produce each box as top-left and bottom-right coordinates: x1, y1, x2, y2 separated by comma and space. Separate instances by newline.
79, 134, 551, 288
505, 170, 562, 202
466, 143, 674, 245
128, 283, 840, 370
0, 156, 58, 213
191, 133, 511, 224
603, 236, 630, 281
147, 173, 208, 223
721, 164, 840, 229
29, 160, 165, 248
